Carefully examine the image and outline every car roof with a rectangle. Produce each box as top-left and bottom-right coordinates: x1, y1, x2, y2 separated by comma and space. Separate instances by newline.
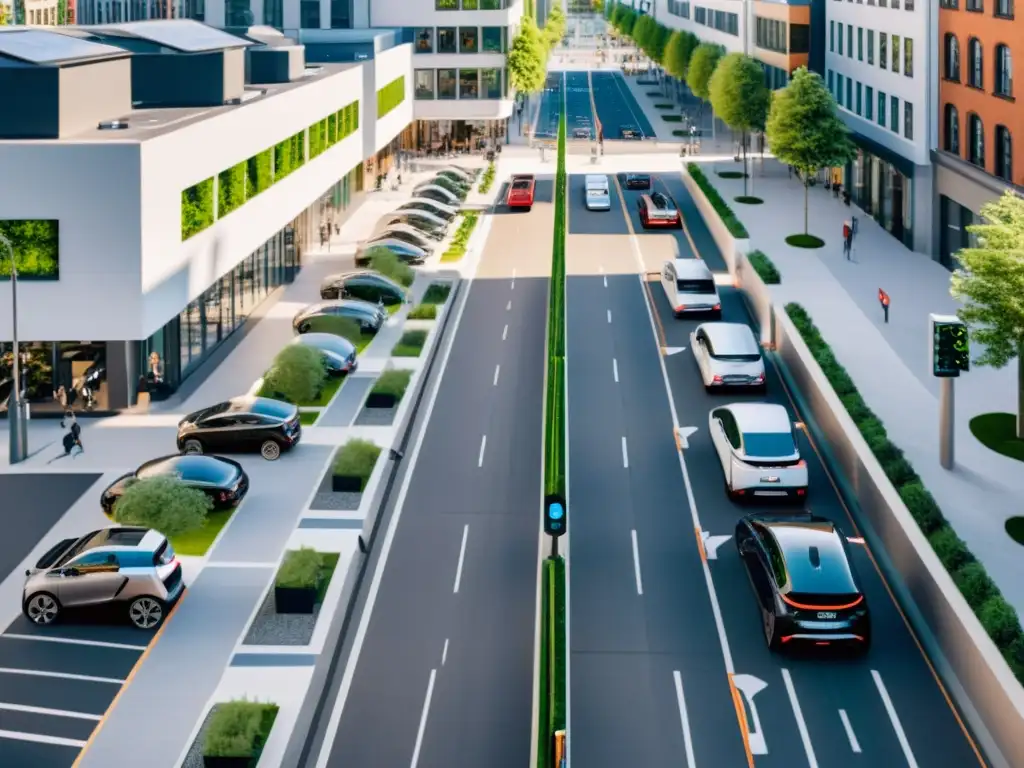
293, 333, 356, 351
725, 402, 792, 432
391, 208, 445, 224
415, 184, 456, 196
585, 174, 608, 186
321, 270, 377, 284
672, 258, 713, 278
377, 222, 429, 238
303, 298, 381, 314
700, 322, 759, 354
627, 172, 649, 178
360, 239, 426, 254
408, 197, 456, 213
137, 453, 239, 481
758, 517, 859, 594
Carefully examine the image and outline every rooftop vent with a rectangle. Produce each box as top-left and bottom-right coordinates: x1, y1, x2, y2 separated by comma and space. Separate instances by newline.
98, 119, 130, 130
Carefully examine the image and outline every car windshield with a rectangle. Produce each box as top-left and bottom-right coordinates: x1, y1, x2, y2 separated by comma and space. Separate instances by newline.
587, 189, 607, 198
511, 179, 532, 190
742, 431, 796, 457
677, 279, 715, 293
252, 398, 297, 420
139, 456, 238, 485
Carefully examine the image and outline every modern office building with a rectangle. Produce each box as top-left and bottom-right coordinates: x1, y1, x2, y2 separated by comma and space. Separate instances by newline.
659, 0, 746, 56
0, 20, 412, 414
825, 0, 937, 255
935, 0, 1021, 268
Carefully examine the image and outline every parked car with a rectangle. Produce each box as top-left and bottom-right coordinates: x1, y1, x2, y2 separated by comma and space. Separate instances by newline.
384, 209, 450, 236
370, 222, 438, 250
584, 174, 611, 211
320, 270, 406, 304
355, 238, 428, 266
291, 333, 358, 376
293, 299, 387, 334
637, 192, 682, 228
507, 174, 536, 211
23, 526, 184, 629
177, 396, 301, 460
620, 126, 642, 140
690, 323, 766, 391
573, 127, 592, 140
437, 167, 475, 183
709, 403, 808, 500
413, 184, 461, 206
403, 198, 458, 221
624, 173, 652, 190
661, 259, 721, 318
101, 454, 249, 514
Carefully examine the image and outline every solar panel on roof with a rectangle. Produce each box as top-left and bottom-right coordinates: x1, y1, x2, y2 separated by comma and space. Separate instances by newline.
0, 30, 127, 64
111, 20, 254, 53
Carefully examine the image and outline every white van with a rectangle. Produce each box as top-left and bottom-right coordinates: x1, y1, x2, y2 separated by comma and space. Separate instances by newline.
584, 174, 611, 211
661, 259, 721, 318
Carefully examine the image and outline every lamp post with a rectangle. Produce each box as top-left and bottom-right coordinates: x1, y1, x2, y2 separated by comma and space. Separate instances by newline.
0, 233, 27, 464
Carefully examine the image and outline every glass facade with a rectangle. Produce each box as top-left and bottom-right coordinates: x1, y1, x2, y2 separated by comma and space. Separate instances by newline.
844, 147, 914, 249
939, 195, 978, 270
0, 341, 111, 414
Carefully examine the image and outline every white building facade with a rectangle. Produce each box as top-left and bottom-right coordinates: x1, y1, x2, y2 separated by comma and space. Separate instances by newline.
658, 0, 748, 56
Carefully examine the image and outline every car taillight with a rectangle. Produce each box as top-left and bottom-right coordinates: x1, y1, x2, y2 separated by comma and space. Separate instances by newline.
676, 305, 686, 312
781, 594, 864, 611
712, 375, 723, 383
797, 489, 806, 496
713, 304, 721, 310
219, 491, 228, 501
796, 460, 807, 468
756, 373, 766, 383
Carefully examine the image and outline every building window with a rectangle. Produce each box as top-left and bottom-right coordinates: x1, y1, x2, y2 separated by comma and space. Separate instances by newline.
438, 68, 457, 99
865, 85, 874, 119
828, 70, 834, 93
857, 28, 863, 61
791, 24, 810, 54
414, 69, 435, 99
904, 102, 913, 140
996, 126, 1013, 180
856, 82, 862, 114
996, 0, 1013, 16
481, 68, 502, 99
995, 44, 1013, 96
462, 0, 478, 7
756, 17, 787, 53
436, 0, 457, 8
944, 104, 960, 153
414, 28, 433, 53
968, 113, 985, 165
300, 0, 319, 27
945, 34, 960, 80
904, 38, 913, 77
837, 73, 845, 106
838, 23, 844, 55
482, 26, 504, 53
460, 27, 478, 53
890, 95, 899, 133
847, 78, 853, 108
438, 27, 457, 54
940, 0, 958, 6
892, 36, 900, 74
459, 69, 479, 99
878, 91, 886, 126
329, 0, 349, 28
968, 38, 983, 87
966, 0, 982, 9
847, 25, 853, 57
867, 30, 874, 65
906, 0, 914, 8
880, 33, 887, 70
830, 20, 835, 52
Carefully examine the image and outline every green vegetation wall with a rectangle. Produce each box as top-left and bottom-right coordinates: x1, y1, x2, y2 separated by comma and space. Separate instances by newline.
181, 178, 215, 240
217, 161, 247, 218
0, 220, 60, 279
377, 76, 406, 119
246, 149, 273, 200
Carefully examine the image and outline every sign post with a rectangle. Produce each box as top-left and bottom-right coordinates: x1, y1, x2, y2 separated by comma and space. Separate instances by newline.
878, 288, 890, 324
544, 494, 567, 557
930, 314, 970, 469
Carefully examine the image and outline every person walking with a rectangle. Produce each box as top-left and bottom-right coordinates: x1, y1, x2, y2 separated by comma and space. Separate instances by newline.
842, 220, 852, 259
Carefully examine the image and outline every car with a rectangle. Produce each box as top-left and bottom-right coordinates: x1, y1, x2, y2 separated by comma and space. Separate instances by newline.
661, 259, 721, 317
403, 197, 458, 220
355, 238, 428, 266
708, 403, 808, 500
507, 174, 536, 210
637, 192, 682, 228
23, 526, 185, 630
371, 221, 440, 248
584, 174, 611, 211
293, 299, 387, 334
177, 396, 301, 460
319, 270, 406, 304
620, 126, 642, 139
436, 167, 475, 183
100, 454, 249, 514
387, 208, 451, 234
624, 173, 651, 190
573, 127, 592, 140
413, 183, 461, 206
431, 172, 472, 192
290, 333, 358, 375
735, 512, 871, 652
690, 322, 766, 391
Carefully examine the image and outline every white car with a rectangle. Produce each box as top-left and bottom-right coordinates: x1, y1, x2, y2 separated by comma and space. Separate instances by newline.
584, 174, 611, 211
661, 259, 721, 318
413, 183, 461, 205
708, 403, 808, 500
690, 323, 766, 391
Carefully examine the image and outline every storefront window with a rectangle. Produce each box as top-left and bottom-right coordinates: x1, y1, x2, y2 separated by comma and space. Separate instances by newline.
459, 69, 479, 99
481, 68, 501, 99
438, 27, 457, 54
460, 27, 478, 53
204, 285, 221, 352
482, 26, 504, 52
415, 69, 435, 99
438, 68, 457, 99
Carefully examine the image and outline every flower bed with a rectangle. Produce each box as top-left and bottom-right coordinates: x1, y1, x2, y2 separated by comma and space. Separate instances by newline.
479, 162, 497, 194
202, 699, 278, 768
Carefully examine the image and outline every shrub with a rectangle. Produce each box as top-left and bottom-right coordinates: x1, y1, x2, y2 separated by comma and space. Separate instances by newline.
979, 595, 1024, 649
929, 526, 974, 572
203, 700, 278, 758
181, 178, 215, 240
422, 282, 452, 304
301, 314, 362, 342
746, 250, 780, 284
393, 329, 428, 357
686, 163, 748, 239
442, 214, 480, 262
369, 249, 415, 287
262, 344, 326, 404
479, 162, 497, 194
113, 476, 211, 538
332, 439, 382, 487
276, 547, 323, 589
954, 561, 997, 607
898, 482, 945, 535
246, 150, 273, 199
327, 113, 338, 145
407, 303, 437, 320
371, 369, 412, 400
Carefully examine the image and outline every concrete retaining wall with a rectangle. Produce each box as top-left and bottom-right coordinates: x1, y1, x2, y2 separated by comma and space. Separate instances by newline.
680, 165, 749, 273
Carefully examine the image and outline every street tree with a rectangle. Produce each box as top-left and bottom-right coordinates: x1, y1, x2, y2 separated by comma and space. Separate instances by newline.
612, 5, 636, 37
649, 23, 671, 67
950, 192, 1024, 437
508, 17, 548, 95
709, 53, 770, 194
543, 4, 567, 51
686, 42, 722, 102
765, 66, 854, 236
114, 476, 212, 539
631, 14, 654, 54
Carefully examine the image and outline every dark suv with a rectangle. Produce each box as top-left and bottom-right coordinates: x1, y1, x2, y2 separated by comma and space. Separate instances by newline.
177, 396, 301, 461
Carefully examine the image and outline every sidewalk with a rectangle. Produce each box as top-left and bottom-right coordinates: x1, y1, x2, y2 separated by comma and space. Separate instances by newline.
693, 157, 1024, 617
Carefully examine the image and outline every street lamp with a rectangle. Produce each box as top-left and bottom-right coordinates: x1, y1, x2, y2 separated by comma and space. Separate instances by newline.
0, 233, 28, 464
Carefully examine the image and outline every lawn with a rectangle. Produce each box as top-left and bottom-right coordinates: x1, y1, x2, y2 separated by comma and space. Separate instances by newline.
317, 552, 341, 602
299, 411, 320, 426
970, 413, 1024, 463
299, 376, 344, 407
170, 508, 236, 556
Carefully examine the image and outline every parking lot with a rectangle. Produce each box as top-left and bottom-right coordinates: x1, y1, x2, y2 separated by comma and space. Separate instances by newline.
0, 615, 153, 767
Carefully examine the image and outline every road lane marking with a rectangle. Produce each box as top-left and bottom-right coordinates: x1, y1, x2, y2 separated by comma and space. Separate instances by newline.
612, 358, 619, 382
0, 702, 102, 721
838, 709, 862, 753
0, 668, 123, 685
731, 674, 769, 755
507, 300, 512, 311
872, 670, 919, 768
502, 324, 508, 340
694, 527, 707, 561
453, 524, 470, 594
630, 530, 644, 595
673, 671, 697, 767
0, 634, 146, 652
511, 268, 516, 290
603, 274, 608, 287
0, 729, 86, 748
409, 669, 437, 768
477, 435, 487, 467
494, 364, 501, 387
781, 669, 819, 768
607, 309, 612, 323
728, 676, 757, 768
441, 639, 449, 666
700, 530, 732, 560
621, 436, 629, 468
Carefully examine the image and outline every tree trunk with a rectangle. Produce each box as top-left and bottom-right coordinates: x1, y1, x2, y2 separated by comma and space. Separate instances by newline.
1018, 345, 1024, 439
804, 176, 810, 235
742, 131, 748, 196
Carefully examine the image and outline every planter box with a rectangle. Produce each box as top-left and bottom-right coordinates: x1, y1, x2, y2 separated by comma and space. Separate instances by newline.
203, 756, 255, 768
274, 585, 317, 614
365, 392, 397, 409
735, 253, 775, 347
680, 169, 750, 273
331, 474, 363, 493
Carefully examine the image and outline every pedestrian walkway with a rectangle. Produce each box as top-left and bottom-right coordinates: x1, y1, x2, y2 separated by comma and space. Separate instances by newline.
692, 157, 1024, 616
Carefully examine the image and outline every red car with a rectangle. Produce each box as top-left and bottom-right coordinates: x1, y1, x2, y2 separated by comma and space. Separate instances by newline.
507, 174, 536, 211
637, 192, 682, 229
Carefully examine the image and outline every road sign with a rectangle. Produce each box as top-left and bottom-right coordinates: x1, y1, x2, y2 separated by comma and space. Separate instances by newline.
930, 314, 969, 377
544, 494, 567, 537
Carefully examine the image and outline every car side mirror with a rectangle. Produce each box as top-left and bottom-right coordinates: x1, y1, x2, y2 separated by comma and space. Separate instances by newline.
61, 568, 79, 577
24, 569, 30, 577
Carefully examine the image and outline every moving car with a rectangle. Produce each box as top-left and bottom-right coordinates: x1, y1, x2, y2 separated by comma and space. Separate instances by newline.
661, 259, 721, 317
403, 197, 457, 221
293, 299, 387, 334
507, 174, 536, 211
380, 210, 449, 238
735, 512, 871, 652
23, 526, 184, 630
290, 333, 358, 376
177, 396, 301, 460
584, 174, 611, 211
709, 403, 808, 500
371, 222, 439, 248
355, 238, 428, 267
624, 173, 651, 190
413, 183, 461, 206
690, 322, 766, 391
620, 126, 642, 139
637, 192, 682, 228
100, 454, 249, 514
319, 270, 406, 304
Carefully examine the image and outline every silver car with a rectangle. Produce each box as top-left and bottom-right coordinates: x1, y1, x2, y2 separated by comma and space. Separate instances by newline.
23, 527, 184, 630
690, 322, 766, 390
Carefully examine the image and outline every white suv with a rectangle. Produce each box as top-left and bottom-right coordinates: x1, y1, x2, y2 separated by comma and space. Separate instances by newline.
690, 322, 766, 391
709, 403, 808, 500
661, 259, 721, 318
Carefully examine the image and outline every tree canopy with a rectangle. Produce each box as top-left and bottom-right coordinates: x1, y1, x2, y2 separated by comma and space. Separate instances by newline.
631, 15, 655, 53
663, 30, 699, 81
709, 53, 769, 133
611, 5, 636, 36
543, 4, 566, 50
508, 17, 548, 94
686, 43, 723, 101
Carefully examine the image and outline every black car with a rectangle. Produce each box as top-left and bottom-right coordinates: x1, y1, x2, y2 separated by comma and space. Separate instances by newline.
620, 126, 642, 140
403, 201, 456, 222
177, 396, 301, 461
380, 213, 447, 240
290, 333, 358, 376
101, 454, 249, 513
735, 513, 871, 653
293, 300, 387, 334
624, 173, 652, 189
320, 270, 407, 304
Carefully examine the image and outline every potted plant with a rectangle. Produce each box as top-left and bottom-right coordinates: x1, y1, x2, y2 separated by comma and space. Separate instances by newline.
331, 438, 382, 492
274, 548, 322, 614
202, 699, 279, 768
366, 369, 412, 409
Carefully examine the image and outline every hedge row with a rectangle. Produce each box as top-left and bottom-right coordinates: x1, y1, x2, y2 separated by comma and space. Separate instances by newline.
785, 303, 1024, 683
181, 100, 360, 241
377, 75, 406, 118
544, 112, 568, 498
687, 163, 749, 239
479, 162, 497, 194
747, 249, 780, 284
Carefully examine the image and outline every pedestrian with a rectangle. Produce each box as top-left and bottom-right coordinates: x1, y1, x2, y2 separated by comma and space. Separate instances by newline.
69, 418, 82, 457
842, 221, 852, 258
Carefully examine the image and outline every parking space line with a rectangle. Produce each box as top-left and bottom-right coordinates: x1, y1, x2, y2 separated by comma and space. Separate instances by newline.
872, 670, 919, 768
838, 709, 862, 753
673, 671, 697, 767
607, 309, 612, 323
494, 364, 501, 387
0, 634, 146, 652
0, 702, 101, 721
781, 669, 819, 768
0, 729, 86, 748
0, 668, 123, 685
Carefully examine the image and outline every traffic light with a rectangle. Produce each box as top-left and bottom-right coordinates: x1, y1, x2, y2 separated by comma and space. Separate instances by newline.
544, 494, 567, 537
930, 314, 970, 378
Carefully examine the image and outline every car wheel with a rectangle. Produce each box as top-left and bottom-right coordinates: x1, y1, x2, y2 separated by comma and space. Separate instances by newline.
182, 439, 204, 455
764, 609, 782, 651
24, 592, 61, 626
261, 440, 282, 461
128, 596, 165, 630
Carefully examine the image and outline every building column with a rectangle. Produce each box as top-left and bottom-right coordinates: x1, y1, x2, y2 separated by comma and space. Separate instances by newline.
105, 341, 135, 411
913, 162, 936, 257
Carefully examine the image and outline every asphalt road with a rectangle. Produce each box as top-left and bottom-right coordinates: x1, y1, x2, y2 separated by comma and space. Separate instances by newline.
313, 182, 551, 768
590, 70, 655, 139
564, 70, 594, 137
564, 169, 987, 768
536, 71, 564, 140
